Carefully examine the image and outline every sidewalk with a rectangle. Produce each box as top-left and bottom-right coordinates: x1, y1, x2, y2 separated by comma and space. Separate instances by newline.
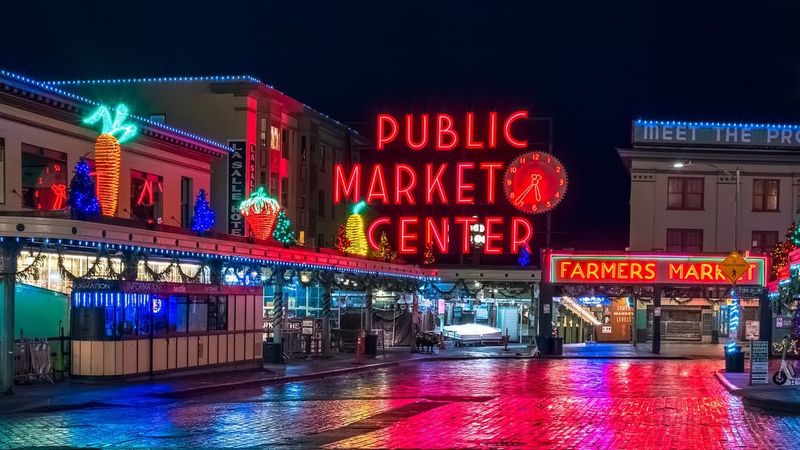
1, 342, 700, 415
715, 361, 800, 413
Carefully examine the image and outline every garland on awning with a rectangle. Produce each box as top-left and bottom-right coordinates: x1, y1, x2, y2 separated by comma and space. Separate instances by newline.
15, 250, 46, 282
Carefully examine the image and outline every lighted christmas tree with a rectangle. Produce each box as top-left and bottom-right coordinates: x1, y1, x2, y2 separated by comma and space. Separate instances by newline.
273, 210, 296, 246
422, 242, 435, 265
68, 157, 101, 220
191, 189, 215, 234
334, 224, 351, 253
344, 201, 368, 256
790, 222, 800, 247
517, 246, 531, 267
377, 231, 395, 262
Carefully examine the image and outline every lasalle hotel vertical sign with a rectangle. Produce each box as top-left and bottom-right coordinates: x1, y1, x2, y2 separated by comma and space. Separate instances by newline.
227, 141, 255, 235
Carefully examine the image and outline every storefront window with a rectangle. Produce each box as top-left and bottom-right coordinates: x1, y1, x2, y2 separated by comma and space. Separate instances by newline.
21, 144, 68, 210
208, 296, 228, 331
169, 295, 188, 333
188, 296, 209, 332
130, 169, 163, 223
122, 304, 138, 336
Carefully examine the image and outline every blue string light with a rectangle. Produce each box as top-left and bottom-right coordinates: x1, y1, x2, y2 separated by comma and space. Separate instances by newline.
636, 118, 800, 130
0, 69, 234, 153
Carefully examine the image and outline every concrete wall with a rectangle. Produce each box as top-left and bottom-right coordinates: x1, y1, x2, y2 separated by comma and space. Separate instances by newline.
629, 157, 798, 252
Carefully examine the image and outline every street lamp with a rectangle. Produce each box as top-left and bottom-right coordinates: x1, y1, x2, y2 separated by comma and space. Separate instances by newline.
672, 160, 741, 251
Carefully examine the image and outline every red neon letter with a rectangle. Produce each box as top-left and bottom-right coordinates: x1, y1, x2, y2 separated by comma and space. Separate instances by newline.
377, 114, 399, 150
479, 162, 503, 204
334, 164, 360, 204
436, 114, 459, 150
399, 217, 419, 254
454, 216, 479, 254
456, 162, 475, 204
425, 163, 448, 204
367, 217, 391, 251
394, 164, 418, 205
484, 217, 503, 255
503, 111, 528, 148
511, 217, 533, 253
465, 112, 484, 149
425, 217, 449, 253
406, 114, 429, 150
366, 164, 389, 204
488, 112, 498, 148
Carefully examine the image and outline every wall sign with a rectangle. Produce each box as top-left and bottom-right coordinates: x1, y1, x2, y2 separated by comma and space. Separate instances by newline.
750, 340, 769, 385
633, 120, 800, 149
228, 140, 246, 235
333, 111, 568, 255
546, 251, 767, 286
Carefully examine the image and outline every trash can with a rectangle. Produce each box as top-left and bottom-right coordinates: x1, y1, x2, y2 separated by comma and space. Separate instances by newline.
535, 336, 549, 355
549, 337, 563, 356
365, 334, 378, 357
263, 342, 283, 364
725, 346, 744, 372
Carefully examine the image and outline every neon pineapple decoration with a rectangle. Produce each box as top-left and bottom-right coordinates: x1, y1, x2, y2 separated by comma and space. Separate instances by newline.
239, 186, 280, 240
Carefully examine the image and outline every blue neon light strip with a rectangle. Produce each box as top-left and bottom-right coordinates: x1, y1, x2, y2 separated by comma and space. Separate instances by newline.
0, 69, 234, 153
43, 75, 361, 136
636, 119, 800, 130
2, 236, 437, 282
72, 292, 151, 308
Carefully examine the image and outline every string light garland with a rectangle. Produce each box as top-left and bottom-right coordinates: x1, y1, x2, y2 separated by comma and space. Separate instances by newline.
517, 247, 531, 267
422, 242, 435, 265
68, 157, 101, 219
377, 231, 395, 262
272, 210, 296, 246
191, 189, 215, 234
83, 104, 138, 217
239, 186, 280, 240
344, 201, 368, 256
334, 224, 351, 254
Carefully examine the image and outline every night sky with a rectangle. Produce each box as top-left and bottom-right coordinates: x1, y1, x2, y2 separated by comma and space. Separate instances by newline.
6, 1, 800, 252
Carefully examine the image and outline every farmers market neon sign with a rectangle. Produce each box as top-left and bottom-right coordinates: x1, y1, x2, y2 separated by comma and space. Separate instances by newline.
545, 251, 768, 286
334, 111, 568, 255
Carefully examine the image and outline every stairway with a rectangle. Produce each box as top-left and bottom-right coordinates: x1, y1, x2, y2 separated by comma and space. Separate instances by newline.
559, 296, 601, 326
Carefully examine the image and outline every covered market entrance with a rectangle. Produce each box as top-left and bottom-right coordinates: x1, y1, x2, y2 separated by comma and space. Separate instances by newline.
539, 250, 770, 355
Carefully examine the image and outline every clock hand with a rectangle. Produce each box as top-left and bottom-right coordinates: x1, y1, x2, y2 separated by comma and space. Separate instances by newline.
515, 174, 539, 206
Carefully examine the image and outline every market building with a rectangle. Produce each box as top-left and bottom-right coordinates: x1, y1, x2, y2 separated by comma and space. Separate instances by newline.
0, 69, 435, 391
46, 75, 370, 249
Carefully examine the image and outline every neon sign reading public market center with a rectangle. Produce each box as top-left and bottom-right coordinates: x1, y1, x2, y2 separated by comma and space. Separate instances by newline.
334, 111, 569, 255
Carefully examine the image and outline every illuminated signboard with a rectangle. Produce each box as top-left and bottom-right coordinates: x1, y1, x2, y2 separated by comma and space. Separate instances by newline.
334, 111, 569, 256
546, 251, 767, 287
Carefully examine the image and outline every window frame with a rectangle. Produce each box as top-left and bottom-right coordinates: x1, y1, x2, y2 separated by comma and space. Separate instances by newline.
666, 177, 704, 211
752, 178, 780, 212
666, 228, 704, 252
751, 230, 779, 254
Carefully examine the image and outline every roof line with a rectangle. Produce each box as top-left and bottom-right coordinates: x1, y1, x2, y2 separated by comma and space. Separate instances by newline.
1, 69, 234, 154
635, 118, 800, 130
45, 74, 365, 138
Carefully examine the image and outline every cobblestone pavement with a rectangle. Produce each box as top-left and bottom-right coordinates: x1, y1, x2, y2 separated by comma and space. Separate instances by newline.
3, 359, 800, 448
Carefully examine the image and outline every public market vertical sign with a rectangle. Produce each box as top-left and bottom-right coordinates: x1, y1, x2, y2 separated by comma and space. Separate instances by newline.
228, 140, 246, 235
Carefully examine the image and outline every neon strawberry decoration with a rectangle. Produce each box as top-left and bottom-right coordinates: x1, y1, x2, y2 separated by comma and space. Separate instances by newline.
239, 186, 281, 240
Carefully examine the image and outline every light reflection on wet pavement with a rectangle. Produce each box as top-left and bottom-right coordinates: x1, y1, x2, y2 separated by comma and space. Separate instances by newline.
2, 359, 800, 448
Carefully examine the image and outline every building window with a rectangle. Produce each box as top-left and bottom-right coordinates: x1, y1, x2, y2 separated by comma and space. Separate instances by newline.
667, 177, 704, 210
320, 144, 326, 173
21, 144, 68, 210
270, 126, 280, 150
299, 194, 306, 209
282, 129, 289, 159
269, 174, 279, 197
131, 169, 163, 223
281, 177, 289, 207
752, 230, 779, 254
753, 179, 779, 212
0, 138, 5, 204
318, 190, 325, 217
260, 171, 267, 186
180, 177, 193, 227
301, 136, 307, 161
208, 296, 228, 331
260, 118, 268, 150
666, 229, 703, 252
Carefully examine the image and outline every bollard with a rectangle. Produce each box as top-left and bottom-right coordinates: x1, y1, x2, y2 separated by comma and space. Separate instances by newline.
356, 330, 365, 364
503, 328, 510, 352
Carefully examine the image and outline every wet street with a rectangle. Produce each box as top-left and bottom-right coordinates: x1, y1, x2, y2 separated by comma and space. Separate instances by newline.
2, 359, 800, 448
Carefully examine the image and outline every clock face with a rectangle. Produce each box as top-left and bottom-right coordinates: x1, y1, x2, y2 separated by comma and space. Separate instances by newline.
503, 151, 568, 214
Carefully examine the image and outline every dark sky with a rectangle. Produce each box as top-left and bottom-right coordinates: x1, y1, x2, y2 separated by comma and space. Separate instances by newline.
6, 1, 800, 251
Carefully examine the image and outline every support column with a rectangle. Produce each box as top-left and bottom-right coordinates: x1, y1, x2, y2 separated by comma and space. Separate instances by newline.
537, 282, 553, 340
365, 288, 373, 332
321, 275, 333, 357
272, 270, 284, 344
652, 285, 662, 355
758, 289, 772, 345
0, 241, 21, 394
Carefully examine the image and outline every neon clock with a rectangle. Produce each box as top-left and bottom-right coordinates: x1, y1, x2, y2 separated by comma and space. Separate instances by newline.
503, 151, 568, 214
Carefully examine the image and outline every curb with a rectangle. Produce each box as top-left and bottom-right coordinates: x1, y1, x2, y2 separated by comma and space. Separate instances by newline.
743, 391, 800, 414
714, 370, 744, 395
